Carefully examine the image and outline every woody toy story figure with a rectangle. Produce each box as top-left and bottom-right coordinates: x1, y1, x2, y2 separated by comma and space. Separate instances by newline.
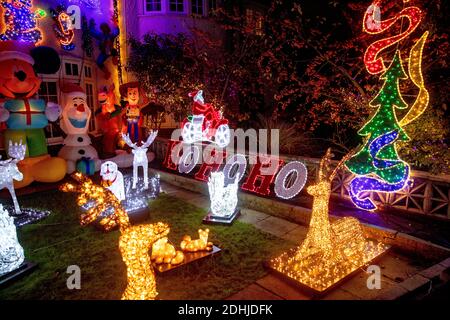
119, 82, 149, 144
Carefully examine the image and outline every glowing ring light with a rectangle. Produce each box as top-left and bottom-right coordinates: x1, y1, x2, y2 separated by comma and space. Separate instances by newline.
274, 161, 308, 199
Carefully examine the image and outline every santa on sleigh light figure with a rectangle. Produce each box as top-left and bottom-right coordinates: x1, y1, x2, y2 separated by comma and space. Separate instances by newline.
181, 90, 230, 148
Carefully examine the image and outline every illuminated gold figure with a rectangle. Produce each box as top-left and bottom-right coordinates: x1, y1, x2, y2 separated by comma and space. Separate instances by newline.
61, 173, 169, 300
269, 149, 389, 293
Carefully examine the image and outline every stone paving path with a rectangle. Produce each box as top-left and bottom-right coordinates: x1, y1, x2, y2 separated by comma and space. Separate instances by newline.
159, 181, 435, 300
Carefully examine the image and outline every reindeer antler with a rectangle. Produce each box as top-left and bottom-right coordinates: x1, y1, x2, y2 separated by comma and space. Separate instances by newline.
328, 148, 357, 182
141, 130, 158, 149
8, 140, 26, 163
121, 133, 137, 149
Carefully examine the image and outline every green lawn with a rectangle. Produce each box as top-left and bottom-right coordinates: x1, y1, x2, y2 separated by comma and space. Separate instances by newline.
0, 191, 292, 300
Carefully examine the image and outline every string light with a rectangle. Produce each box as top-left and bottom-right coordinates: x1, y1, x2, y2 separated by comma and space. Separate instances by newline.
61, 172, 170, 300
182, 90, 231, 148
178, 145, 201, 174
363, 1, 422, 74
348, 130, 410, 211
273, 161, 308, 200
113, 0, 123, 84
399, 31, 429, 126
50, 6, 75, 51
4, 205, 50, 227
346, 2, 429, 211
60, 172, 130, 231
0, 140, 26, 214
151, 237, 184, 265
345, 51, 410, 210
119, 222, 169, 300
0, 203, 24, 276
121, 131, 158, 190
269, 150, 389, 293
222, 154, 247, 186
180, 229, 213, 252
0, 0, 45, 44
208, 171, 239, 218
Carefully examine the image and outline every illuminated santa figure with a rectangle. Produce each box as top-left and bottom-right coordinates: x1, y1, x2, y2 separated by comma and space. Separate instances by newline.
58, 83, 101, 174
181, 90, 230, 148
0, 203, 24, 276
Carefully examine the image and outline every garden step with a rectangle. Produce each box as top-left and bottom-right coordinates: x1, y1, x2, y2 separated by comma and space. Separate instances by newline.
256, 275, 310, 300
226, 283, 283, 300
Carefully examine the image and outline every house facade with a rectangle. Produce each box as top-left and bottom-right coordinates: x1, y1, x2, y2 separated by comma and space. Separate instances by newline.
0, 0, 265, 150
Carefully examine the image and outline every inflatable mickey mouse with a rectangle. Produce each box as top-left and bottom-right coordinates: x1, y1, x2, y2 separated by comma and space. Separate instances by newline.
0, 41, 66, 188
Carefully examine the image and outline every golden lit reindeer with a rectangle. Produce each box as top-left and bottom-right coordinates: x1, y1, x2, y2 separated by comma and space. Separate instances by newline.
61, 172, 169, 300
296, 149, 366, 264
270, 149, 388, 292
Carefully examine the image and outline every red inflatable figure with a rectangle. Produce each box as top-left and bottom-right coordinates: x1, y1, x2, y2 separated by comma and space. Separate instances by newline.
181, 90, 230, 148
96, 84, 123, 159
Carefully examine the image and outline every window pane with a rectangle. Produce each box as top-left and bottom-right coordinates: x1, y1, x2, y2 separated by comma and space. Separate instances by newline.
65, 63, 72, 75
85, 66, 92, 78
192, 0, 203, 14
72, 64, 79, 76
48, 82, 57, 95
39, 82, 48, 96
146, 0, 161, 11
169, 0, 183, 12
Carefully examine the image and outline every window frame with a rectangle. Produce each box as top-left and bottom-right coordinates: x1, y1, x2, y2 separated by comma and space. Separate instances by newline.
144, 0, 162, 13
191, 0, 204, 16
37, 79, 64, 144
168, 0, 185, 13
84, 81, 98, 133
63, 60, 81, 78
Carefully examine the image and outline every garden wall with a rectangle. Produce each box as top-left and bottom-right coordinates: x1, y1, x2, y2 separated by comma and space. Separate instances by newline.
151, 137, 450, 220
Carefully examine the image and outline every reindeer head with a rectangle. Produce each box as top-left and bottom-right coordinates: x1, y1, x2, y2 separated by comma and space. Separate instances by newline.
121, 131, 158, 163
0, 141, 26, 182
306, 148, 355, 198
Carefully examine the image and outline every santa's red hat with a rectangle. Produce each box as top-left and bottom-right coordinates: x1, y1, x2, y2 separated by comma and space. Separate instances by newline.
188, 90, 204, 104
0, 41, 35, 65
61, 83, 86, 99
188, 89, 202, 97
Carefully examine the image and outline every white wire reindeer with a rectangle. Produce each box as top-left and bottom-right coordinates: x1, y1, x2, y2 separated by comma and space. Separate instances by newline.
0, 141, 26, 214
121, 131, 158, 189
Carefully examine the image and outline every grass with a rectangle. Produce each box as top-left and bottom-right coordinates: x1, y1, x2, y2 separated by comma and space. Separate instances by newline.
0, 191, 292, 300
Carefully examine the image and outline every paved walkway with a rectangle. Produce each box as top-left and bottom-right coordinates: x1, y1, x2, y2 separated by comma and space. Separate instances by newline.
160, 181, 435, 300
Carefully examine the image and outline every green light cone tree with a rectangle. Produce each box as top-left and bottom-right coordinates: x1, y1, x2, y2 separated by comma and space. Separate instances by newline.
345, 51, 409, 184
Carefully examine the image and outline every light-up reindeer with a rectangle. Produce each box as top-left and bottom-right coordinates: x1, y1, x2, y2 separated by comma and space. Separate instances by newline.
121, 131, 158, 189
61, 172, 170, 300
0, 141, 26, 214
207, 171, 239, 217
296, 148, 365, 265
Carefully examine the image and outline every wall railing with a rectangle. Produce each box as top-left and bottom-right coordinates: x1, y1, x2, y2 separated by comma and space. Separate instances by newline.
151, 137, 450, 219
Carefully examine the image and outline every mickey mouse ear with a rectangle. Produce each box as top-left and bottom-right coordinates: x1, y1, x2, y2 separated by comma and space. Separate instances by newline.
30, 46, 61, 74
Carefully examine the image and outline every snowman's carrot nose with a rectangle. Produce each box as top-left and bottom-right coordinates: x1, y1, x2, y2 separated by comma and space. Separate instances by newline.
77, 104, 85, 112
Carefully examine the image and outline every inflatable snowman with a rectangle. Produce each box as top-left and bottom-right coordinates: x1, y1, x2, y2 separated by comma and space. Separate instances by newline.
58, 83, 101, 174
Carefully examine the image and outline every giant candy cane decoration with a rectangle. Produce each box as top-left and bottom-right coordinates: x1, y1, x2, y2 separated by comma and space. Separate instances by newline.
363, 0, 423, 74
